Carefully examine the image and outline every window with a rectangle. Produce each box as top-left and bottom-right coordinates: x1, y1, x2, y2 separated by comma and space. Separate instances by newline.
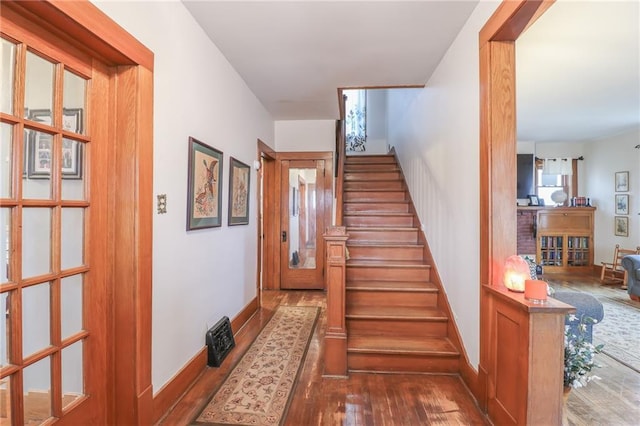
535, 158, 578, 206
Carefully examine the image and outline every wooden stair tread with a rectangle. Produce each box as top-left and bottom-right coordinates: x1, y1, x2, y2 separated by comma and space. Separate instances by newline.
346, 226, 417, 231
347, 260, 429, 268
344, 212, 413, 216
346, 242, 424, 247
344, 188, 405, 192
347, 305, 446, 320
348, 336, 458, 356
344, 200, 409, 205
346, 280, 437, 292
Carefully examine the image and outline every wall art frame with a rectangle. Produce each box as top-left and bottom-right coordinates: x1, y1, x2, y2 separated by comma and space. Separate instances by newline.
27, 108, 83, 179
614, 216, 629, 237
187, 137, 223, 230
615, 194, 629, 215
228, 157, 251, 226
615, 171, 629, 192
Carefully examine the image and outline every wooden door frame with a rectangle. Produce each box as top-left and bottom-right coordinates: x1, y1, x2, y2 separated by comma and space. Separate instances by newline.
275, 152, 333, 290
257, 140, 277, 292
3, 1, 155, 424
478, 0, 555, 410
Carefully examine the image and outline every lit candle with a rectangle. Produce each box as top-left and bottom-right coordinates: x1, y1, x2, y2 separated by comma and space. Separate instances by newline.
525, 279, 548, 303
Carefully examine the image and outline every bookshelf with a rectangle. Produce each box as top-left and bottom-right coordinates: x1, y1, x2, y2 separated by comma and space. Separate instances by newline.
536, 208, 595, 272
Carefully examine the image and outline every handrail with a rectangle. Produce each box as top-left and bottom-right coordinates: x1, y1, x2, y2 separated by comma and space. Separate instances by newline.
335, 119, 346, 226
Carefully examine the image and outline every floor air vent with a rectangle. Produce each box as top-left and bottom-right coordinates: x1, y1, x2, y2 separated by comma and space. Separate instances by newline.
206, 316, 235, 367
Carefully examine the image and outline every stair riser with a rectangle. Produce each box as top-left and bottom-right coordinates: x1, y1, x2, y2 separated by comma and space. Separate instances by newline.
343, 215, 415, 228
344, 181, 404, 191
345, 171, 401, 181
346, 290, 437, 307
347, 267, 430, 282
347, 245, 423, 261
344, 191, 407, 202
347, 353, 459, 374
344, 203, 409, 213
345, 163, 398, 171
347, 230, 418, 244
346, 156, 396, 164
347, 318, 447, 337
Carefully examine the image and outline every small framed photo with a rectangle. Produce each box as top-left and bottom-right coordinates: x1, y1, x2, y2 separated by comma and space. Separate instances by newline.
228, 157, 251, 226
614, 216, 629, 237
186, 137, 223, 230
615, 194, 629, 215
27, 109, 83, 179
527, 194, 539, 206
615, 171, 629, 192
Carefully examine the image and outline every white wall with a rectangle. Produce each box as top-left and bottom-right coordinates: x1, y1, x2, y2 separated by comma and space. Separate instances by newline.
583, 127, 640, 263
275, 120, 335, 152
93, 0, 274, 392
386, 1, 501, 369
365, 89, 388, 155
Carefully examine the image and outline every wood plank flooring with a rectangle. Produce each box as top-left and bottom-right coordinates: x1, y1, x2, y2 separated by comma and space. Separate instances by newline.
157, 290, 488, 425
544, 272, 640, 426
158, 274, 640, 425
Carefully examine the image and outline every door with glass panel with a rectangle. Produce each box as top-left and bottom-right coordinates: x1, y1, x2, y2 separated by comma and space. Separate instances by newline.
1, 25, 107, 425
280, 159, 325, 289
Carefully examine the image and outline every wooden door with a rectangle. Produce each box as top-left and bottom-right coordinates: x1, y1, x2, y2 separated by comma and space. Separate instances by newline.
0, 12, 109, 425
280, 160, 325, 289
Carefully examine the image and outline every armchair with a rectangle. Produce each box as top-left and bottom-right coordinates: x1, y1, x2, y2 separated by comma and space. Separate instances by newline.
621, 255, 640, 301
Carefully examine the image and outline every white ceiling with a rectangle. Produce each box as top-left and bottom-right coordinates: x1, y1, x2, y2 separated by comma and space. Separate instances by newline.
516, 0, 640, 143
182, 0, 640, 142
182, 0, 479, 119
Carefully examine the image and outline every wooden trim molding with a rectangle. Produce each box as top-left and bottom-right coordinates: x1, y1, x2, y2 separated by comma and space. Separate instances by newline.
5, 0, 154, 70
5, 1, 155, 424
153, 348, 208, 424
152, 297, 260, 423
231, 297, 260, 334
479, 1, 580, 424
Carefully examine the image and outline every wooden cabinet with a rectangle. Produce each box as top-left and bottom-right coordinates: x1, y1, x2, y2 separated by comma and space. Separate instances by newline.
536, 208, 595, 272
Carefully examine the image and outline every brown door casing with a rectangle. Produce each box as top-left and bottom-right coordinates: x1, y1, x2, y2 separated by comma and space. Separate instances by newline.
275, 152, 333, 290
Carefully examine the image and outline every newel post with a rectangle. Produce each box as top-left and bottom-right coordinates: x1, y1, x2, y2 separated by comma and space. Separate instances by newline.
323, 226, 349, 377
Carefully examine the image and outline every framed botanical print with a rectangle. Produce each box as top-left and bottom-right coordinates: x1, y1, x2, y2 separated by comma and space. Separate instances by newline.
615, 171, 629, 192
187, 137, 223, 230
228, 157, 250, 225
615, 194, 629, 215
614, 216, 629, 237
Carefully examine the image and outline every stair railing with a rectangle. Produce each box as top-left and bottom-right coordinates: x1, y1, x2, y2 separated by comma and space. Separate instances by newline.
322, 117, 348, 377
335, 119, 346, 226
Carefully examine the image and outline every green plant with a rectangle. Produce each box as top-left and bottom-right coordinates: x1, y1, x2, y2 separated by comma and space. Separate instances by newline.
564, 314, 604, 389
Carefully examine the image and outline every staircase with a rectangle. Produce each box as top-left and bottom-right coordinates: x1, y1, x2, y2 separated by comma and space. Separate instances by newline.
343, 154, 460, 373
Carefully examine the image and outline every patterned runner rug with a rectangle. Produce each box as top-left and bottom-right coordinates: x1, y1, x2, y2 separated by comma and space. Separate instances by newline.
194, 306, 319, 425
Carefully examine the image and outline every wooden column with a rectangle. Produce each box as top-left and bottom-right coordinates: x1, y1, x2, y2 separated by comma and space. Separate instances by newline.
323, 226, 349, 377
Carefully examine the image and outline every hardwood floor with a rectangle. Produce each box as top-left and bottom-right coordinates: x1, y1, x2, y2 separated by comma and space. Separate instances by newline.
158, 290, 488, 425
543, 272, 640, 426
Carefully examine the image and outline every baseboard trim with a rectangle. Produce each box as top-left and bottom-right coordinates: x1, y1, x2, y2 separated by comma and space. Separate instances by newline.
152, 347, 207, 424
231, 297, 259, 334
152, 296, 259, 424
460, 359, 480, 403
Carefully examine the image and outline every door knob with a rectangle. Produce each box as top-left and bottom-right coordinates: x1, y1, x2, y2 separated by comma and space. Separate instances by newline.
282, 231, 287, 242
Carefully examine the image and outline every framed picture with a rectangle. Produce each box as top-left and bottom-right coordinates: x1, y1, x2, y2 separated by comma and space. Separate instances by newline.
186, 137, 223, 230
615, 171, 629, 192
527, 194, 539, 206
228, 157, 251, 225
26, 109, 83, 179
615, 194, 629, 215
614, 216, 629, 237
